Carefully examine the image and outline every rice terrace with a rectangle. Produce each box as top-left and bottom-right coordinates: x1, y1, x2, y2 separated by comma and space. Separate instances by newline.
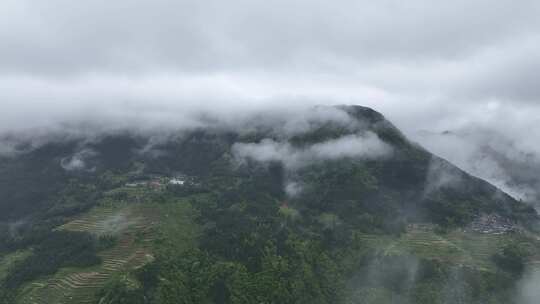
12, 179, 200, 304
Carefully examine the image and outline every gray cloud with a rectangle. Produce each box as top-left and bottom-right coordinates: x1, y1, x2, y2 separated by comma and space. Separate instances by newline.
60, 148, 98, 172
2, 0, 539, 75
231, 132, 392, 200
232, 132, 392, 169
2, 2, 540, 298
416, 126, 540, 205
1, 1, 540, 123
1, 1, 540, 207
517, 268, 540, 304
423, 157, 465, 197
284, 181, 303, 198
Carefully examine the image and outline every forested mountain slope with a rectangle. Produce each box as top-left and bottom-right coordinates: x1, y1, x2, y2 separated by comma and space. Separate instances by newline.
1, 105, 539, 304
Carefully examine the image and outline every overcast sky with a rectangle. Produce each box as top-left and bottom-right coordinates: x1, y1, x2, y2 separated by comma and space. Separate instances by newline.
2, 1, 540, 162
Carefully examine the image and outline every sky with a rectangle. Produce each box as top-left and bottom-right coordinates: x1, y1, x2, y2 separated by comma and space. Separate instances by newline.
1, 0, 540, 198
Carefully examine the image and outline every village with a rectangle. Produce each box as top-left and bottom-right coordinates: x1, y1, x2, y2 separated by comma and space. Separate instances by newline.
466, 214, 516, 234
406, 213, 517, 235
124, 173, 195, 191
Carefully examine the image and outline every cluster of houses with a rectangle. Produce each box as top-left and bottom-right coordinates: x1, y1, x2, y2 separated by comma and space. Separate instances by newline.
125, 174, 189, 190
406, 217, 516, 235
467, 214, 516, 234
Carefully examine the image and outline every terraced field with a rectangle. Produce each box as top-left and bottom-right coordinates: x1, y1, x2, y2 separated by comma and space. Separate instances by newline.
0, 250, 31, 282
356, 225, 537, 271
18, 203, 160, 304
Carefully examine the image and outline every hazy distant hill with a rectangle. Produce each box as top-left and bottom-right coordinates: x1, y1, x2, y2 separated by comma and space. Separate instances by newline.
416, 128, 540, 208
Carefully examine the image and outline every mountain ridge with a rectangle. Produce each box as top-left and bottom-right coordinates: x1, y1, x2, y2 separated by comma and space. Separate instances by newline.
1, 105, 539, 304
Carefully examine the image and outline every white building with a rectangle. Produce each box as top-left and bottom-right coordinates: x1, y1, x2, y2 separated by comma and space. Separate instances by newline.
169, 178, 185, 185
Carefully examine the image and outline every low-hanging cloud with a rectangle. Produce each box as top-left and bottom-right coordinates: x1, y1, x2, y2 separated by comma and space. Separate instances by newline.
232, 132, 393, 170
1, 1, 540, 135
266, 130, 393, 208
423, 157, 465, 197
516, 268, 540, 304
1, 0, 540, 207
416, 124, 540, 205
60, 148, 98, 172
284, 181, 303, 198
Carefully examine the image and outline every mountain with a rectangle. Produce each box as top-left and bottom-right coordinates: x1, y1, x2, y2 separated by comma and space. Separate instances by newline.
415, 128, 540, 208
1, 105, 540, 304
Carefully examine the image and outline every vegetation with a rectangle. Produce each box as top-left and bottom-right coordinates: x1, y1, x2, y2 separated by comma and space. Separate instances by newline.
492, 243, 529, 275
3, 231, 101, 290
1, 105, 540, 303
96, 274, 145, 304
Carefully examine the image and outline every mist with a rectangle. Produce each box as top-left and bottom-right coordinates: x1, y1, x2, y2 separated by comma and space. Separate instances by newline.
1, 0, 539, 206
2, 3, 540, 303
1, 0, 539, 211
232, 132, 392, 170
1, 0, 540, 140
516, 268, 540, 304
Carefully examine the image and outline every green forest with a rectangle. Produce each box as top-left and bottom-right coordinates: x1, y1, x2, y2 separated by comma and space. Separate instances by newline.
1, 106, 539, 304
